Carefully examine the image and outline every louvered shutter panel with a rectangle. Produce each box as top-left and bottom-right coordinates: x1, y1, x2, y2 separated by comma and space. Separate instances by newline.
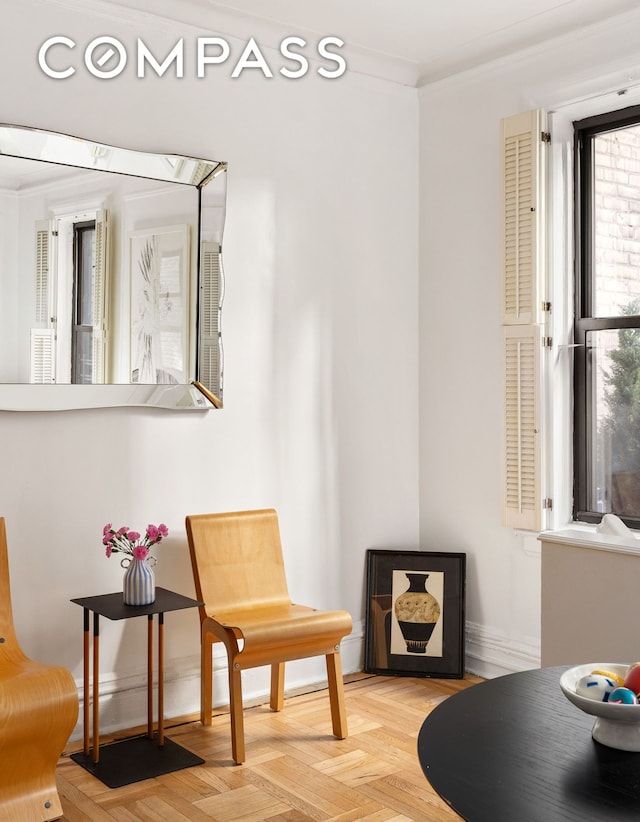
34, 220, 52, 323
190, 160, 208, 184
504, 325, 542, 530
501, 110, 546, 530
30, 328, 55, 383
502, 109, 543, 326
32, 220, 56, 382
199, 242, 222, 399
92, 209, 109, 382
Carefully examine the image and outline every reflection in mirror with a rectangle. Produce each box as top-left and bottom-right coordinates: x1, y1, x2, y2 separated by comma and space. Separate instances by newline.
0, 124, 226, 411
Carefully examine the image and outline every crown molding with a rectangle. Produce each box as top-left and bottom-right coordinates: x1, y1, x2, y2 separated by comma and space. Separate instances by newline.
31, 0, 420, 87
20, 0, 640, 92
417, 3, 640, 97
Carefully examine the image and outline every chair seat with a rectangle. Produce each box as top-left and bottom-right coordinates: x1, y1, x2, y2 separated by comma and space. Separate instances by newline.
206, 603, 352, 669
210, 602, 352, 646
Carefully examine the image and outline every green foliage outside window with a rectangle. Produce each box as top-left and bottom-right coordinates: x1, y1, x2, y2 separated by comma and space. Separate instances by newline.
602, 299, 640, 474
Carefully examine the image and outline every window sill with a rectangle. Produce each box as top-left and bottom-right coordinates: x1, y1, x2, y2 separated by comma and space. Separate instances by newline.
538, 523, 640, 555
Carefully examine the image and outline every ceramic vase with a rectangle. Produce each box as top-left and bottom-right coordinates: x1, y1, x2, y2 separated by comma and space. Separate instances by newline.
122, 557, 156, 605
394, 572, 441, 654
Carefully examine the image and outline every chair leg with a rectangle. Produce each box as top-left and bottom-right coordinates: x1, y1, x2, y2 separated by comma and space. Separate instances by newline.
270, 662, 285, 711
201, 634, 213, 726
228, 663, 245, 764
326, 650, 348, 739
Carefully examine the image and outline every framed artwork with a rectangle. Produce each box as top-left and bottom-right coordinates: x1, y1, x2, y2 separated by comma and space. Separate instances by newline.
129, 224, 190, 384
364, 549, 466, 678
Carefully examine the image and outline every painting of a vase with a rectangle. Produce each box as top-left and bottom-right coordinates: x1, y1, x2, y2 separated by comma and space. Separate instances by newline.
393, 572, 441, 654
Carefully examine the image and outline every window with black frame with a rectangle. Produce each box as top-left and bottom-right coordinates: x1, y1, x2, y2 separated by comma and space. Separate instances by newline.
71, 220, 96, 385
574, 105, 640, 527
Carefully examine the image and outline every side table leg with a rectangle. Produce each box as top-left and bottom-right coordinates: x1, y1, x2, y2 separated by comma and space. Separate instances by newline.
158, 613, 165, 746
92, 612, 100, 764
147, 615, 153, 739
82, 608, 90, 757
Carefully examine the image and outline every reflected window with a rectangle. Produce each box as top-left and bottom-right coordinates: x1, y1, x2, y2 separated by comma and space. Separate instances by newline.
72, 221, 95, 384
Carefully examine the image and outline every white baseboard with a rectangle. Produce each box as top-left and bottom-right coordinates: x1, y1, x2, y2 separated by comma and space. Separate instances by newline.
464, 621, 541, 679
68, 619, 538, 742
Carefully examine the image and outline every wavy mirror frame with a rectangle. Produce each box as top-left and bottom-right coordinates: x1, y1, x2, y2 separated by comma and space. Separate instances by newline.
0, 124, 227, 411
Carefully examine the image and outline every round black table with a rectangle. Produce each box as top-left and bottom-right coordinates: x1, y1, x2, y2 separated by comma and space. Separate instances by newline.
417, 666, 640, 821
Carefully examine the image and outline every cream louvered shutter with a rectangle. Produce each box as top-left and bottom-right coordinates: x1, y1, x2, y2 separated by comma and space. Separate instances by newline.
92, 209, 109, 382
190, 160, 209, 184
501, 110, 547, 530
198, 242, 222, 400
34, 220, 52, 324
31, 220, 56, 382
30, 328, 55, 383
502, 109, 544, 326
504, 325, 542, 530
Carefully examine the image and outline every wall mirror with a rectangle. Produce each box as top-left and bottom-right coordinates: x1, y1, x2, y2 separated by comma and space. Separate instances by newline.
0, 124, 226, 411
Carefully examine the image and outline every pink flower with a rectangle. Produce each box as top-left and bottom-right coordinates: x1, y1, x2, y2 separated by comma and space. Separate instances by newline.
101, 521, 167, 561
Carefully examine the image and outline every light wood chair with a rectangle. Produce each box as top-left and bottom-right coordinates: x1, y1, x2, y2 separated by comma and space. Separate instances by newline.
186, 508, 352, 764
0, 518, 78, 821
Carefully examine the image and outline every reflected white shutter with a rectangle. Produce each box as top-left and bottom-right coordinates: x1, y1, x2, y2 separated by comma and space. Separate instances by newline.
190, 160, 208, 184
199, 242, 222, 399
502, 110, 544, 326
92, 209, 109, 383
502, 110, 546, 530
32, 220, 56, 382
504, 325, 541, 530
34, 220, 52, 324
30, 328, 55, 383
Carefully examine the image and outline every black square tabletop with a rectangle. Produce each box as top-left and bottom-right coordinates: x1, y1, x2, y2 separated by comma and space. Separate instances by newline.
70, 587, 202, 620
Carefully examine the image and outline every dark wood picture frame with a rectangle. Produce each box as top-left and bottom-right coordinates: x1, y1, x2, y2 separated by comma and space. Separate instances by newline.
364, 549, 466, 678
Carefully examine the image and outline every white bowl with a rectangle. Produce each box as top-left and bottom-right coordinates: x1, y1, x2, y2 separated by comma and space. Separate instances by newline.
560, 663, 640, 751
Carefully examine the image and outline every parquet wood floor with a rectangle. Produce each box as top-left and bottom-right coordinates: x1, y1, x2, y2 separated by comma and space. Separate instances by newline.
56, 672, 482, 821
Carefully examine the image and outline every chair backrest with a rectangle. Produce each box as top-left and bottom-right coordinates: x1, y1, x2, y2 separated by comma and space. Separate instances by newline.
186, 509, 291, 619
0, 518, 21, 653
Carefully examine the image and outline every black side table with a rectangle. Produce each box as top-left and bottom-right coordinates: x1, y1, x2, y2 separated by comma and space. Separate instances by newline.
70, 587, 204, 787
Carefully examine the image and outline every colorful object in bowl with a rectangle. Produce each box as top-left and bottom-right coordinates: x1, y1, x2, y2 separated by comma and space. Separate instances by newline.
591, 668, 625, 687
608, 686, 638, 705
623, 662, 640, 695
575, 673, 617, 702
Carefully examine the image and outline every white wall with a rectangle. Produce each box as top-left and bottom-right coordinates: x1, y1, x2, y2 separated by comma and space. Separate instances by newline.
418, 6, 640, 676
0, 0, 419, 736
